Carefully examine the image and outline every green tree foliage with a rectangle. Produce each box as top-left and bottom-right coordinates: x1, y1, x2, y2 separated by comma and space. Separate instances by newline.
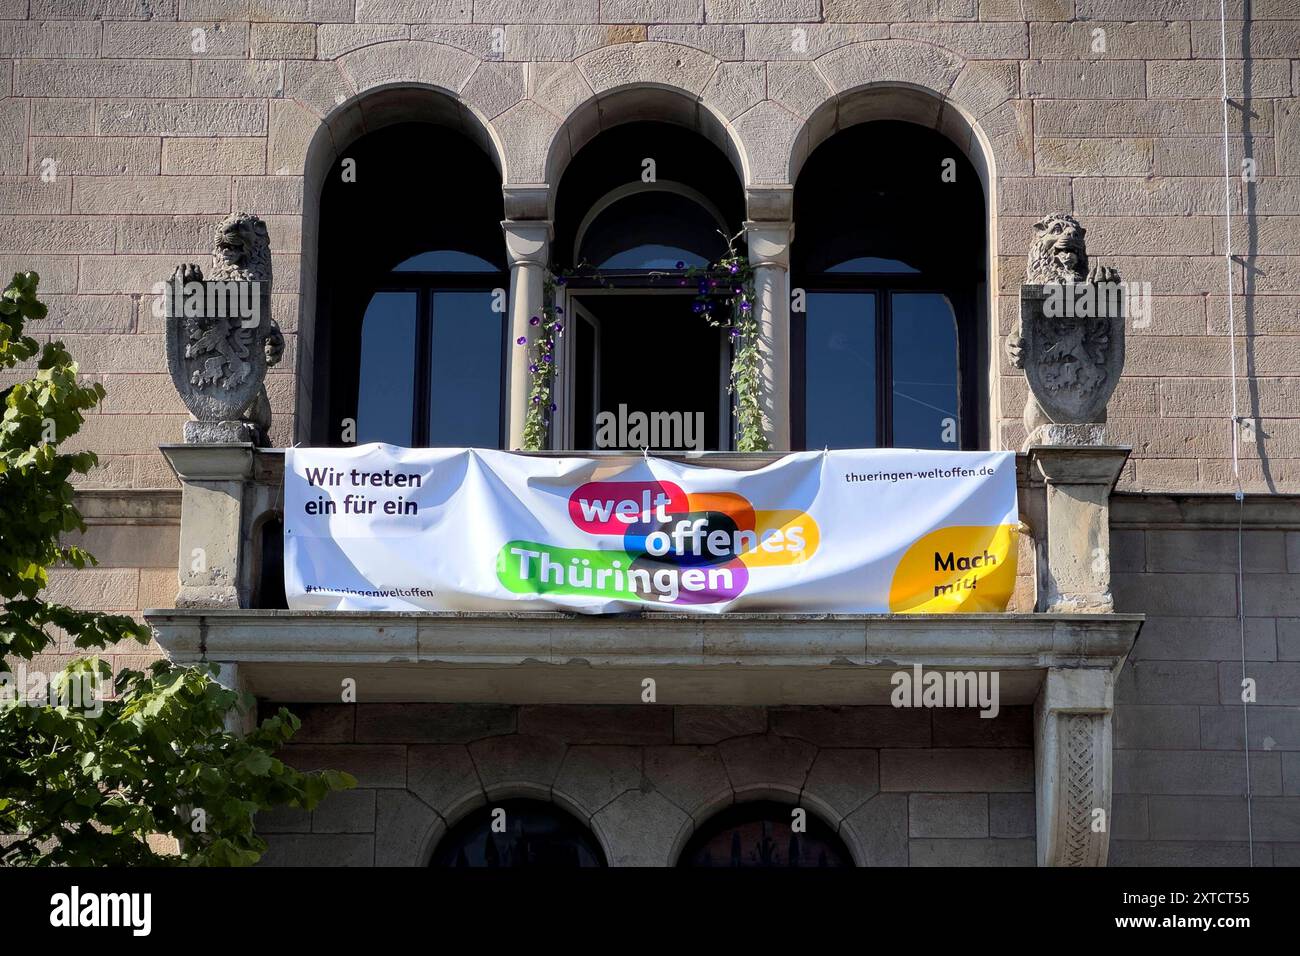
0, 272, 353, 866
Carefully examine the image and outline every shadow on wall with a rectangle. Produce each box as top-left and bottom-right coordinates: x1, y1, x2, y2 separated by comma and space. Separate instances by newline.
1239, 7, 1273, 492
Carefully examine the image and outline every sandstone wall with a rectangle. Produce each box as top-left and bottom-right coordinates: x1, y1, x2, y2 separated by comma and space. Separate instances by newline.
0, 2, 1293, 489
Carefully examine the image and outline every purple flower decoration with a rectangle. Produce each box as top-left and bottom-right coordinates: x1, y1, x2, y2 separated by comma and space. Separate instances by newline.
529, 315, 540, 326
554, 322, 563, 332
543, 354, 552, 363
555, 276, 566, 286
516, 335, 527, 345
729, 263, 740, 274
675, 260, 686, 269
740, 301, 752, 312
555, 306, 564, 314
529, 363, 539, 373
729, 328, 741, 339
549, 403, 557, 412
532, 395, 541, 404
692, 302, 704, 313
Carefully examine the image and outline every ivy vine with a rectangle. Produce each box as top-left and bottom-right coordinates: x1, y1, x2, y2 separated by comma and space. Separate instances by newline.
519, 232, 770, 453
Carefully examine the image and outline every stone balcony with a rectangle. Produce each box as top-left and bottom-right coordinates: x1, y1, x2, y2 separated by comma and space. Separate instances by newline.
144, 443, 1143, 866
147, 608, 1142, 706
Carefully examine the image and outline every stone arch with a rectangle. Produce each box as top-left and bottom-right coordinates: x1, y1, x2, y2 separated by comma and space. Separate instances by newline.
534, 42, 756, 212
787, 39, 1025, 194
656, 737, 874, 867
426, 788, 615, 868
274, 41, 510, 187
669, 795, 868, 868
399, 793, 450, 868
292, 73, 507, 444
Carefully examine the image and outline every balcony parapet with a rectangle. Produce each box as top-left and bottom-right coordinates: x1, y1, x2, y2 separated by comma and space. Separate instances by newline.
158, 443, 1130, 616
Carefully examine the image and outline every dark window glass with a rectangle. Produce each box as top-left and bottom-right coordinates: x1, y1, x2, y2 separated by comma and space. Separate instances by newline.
357, 291, 418, 445
428, 291, 504, 447
804, 292, 876, 449
429, 800, 607, 868
572, 294, 725, 451
355, 279, 505, 448
678, 801, 853, 868
579, 191, 727, 270
891, 292, 960, 450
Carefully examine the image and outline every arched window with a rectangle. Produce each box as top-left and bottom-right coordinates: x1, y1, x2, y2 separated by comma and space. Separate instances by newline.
574, 183, 730, 271
313, 122, 508, 448
792, 121, 987, 451
677, 801, 854, 867
429, 800, 607, 867
552, 121, 746, 451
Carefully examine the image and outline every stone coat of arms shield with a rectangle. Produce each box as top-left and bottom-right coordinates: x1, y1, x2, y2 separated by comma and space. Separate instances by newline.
1019, 283, 1125, 425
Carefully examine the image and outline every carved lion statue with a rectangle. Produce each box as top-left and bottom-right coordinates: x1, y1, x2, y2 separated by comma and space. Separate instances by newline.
1007, 214, 1119, 371
210, 213, 283, 376
1007, 215, 1123, 440
209, 212, 272, 282
169, 212, 282, 441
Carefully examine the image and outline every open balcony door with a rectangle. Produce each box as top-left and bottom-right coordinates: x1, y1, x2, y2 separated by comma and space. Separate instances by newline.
556, 297, 602, 451
556, 289, 733, 453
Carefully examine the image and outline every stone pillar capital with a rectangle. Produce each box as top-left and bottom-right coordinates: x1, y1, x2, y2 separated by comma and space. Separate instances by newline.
500, 219, 552, 267
1039, 667, 1115, 714
1027, 444, 1130, 614
745, 185, 794, 223
1029, 444, 1130, 488
501, 185, 550, 222
744, 220, 794, 270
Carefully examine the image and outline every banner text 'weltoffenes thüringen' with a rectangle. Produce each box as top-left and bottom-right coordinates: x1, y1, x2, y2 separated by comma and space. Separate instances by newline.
284, 447, 1019, 615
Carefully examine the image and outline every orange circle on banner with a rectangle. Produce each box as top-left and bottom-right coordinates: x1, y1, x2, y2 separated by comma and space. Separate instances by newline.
888, 524, 1018, 613
684, 492, 755, 532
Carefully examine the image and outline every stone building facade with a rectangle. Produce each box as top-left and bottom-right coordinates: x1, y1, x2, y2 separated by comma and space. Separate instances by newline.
3, 0, 1299, 865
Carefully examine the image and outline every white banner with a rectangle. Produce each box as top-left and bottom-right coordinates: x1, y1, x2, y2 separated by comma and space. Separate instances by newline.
285, 446, 1019, 615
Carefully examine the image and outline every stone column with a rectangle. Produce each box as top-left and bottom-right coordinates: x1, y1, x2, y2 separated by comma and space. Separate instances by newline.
213, 663, 257, 736
744, 221, 794, 451
161, 444, 255, 608
501, 220, 552, 450
1027, 445, 1130, 613
1035, 668, 1117, 866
